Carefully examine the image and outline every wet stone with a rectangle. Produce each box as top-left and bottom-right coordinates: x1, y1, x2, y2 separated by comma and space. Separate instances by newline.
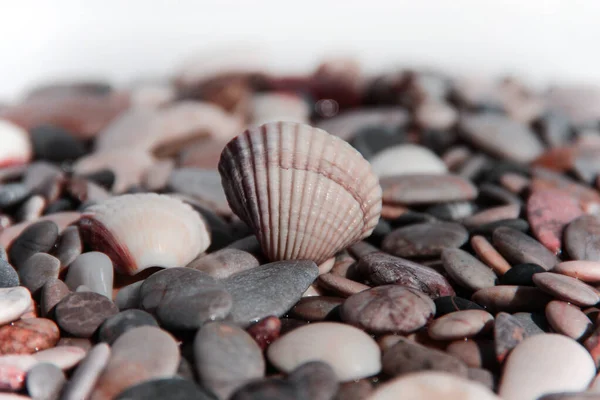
434, 296, 485, 317
565, 215, 600, 261
494, 312, 527, 363
115, 378, 216, 400
55, 292, 119, 338
0, 318, 60, 355
18, 253, 60, 296
382, 222, 468, 258
546, 300, 593, 340
380, 174, 478, 205
25, 362, 65, 400
499, 263, 546, 286
492, 227, 559, 271
40, 279, 69, 318
61, 343, 110, 400
291, 296, 344, 321
246, 316, 281, 351
98, 310, 159, 345
441, 248, 497, 291
533, 272, 600, 307
428, 310, 494, 340
65, 252, 114, 298
0, 259, 19, 288
289, 361, 339, 400
8, 220, 59, 268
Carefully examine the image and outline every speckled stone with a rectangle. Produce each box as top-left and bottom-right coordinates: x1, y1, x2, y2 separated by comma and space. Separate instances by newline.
0, 318, 59, 355
55, 292, 119, 338
565, 215, 600, 261
382, 222, 469, 258
441, 248, 497, 291
187, 248, 260, 279
25, 362, 65, 400
494, 312, 527, 363
291, 296, 344, 321
18, 253, 60, 296
492, 227, 559, 270
316, 273, 370, 297
0, 259, 19, 288
40, 279, 69, 318
533, 272, 600, 307
513, 312, 549, 336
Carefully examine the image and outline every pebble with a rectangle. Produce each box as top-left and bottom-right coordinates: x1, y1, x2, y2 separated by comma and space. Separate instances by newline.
428, 309, 494, 340
462, 204, 521, 228
565, 215, 600, 261
470, 218, 530, 236
382, 222, 469, 258
0, 318, 59, 355
98, 310, 159, 345
441, 248, 497, 291
288, 361, 339, 400
166, 168, 230, 215
55, 292, 119, 337
492, 227, 559, 270
0, 287, 32, 325
499, 263, 546, 286
30, 125, 86, 162
115, 378, 215, 400
267, 322, 381, 381
316, 272, 370, 297
513, 312, 549, 336
357, 252, 455, 298
0, 184, 30, 209
114, 281, 143, 310
90, 326, 180, 400
446, 339, 497, 370
434, 296, 485, 317
246, 316, 281, 350
471, 286, 553, 313
470, 235, 512, 275
380, 174, 478, 205
499, 334, 596, 400
25, 362, 65, 400
18, 253, 60, 296
51, 226, 82, 269
537, 394, 600, 400
546, 300, 593, 340
334, 380, 373, 400
494, 312, 527, 363
40, 279, 69, 318
59, 343, 110, 400
223, 260, 319, 327
533, 272, 600, 306
467, 367, 495, 391
8, 221, 59, 268
370, 371, 501, 399
553, 261, 600, 283
33, 346, 86, 370
229, 377, 298, 400
0, 354, 38, 391
194, 322, 265, 399
291, 296, 344, 321
0, 259, 19, 288
187, 248, 260, 279
341, 285, 434, 334
369, 144, 447, 177
65, 252, 114, 298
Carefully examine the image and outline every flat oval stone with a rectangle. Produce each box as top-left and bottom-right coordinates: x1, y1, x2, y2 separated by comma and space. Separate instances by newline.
0, 260, 19, 288
0, 318, 59, 355
316, 273, 369, 297
341, 285, 435, 334
187, 248, 260, 279
335, 379, 373, 400
546, 300, 593, 340
499, 263, 546, 286
288, 361, 339, 400
370, 144, 447, 177
382, 337, 468, 377
472, 286, 553, 313
291, 296, 344, 321
0, 287, 32, 325
370, 371, 501, 400
537, 394, 600, 400
499, 334, 596, 400
434, 296, 485, 317
459, 113, 544, 163
8, 220, 59, 268
55, 292, 119, 338
25, 362, 65, 400
446, 339, 497, 370
115, 378, 215, 400
267, 322, 381, 381
441, 248, 497, 291
553, 261, 600, 283
492, 227, 559, 270
565, 215, 600, 261
61, 343, 110, 400
533, 272, 600, 306
40, 279, 69, 318
90, 326, 180, 400
65, 252, 114, 298
527, 189, 582, 254
223, 260, 319, 327
194, 321, 265, 399
380, 174, 478, 205
18, 253, 60, 296
470, 235, 512, 275
494, 312, 527, 363
98, 310, 158, 345
357, 252, 455, 298
382, 222, 468, 258
33, 346, 86, 370
51, 226, 82, 269
428, 310, 494, 340
462, 204, 521, 228
470, 218, 530, 236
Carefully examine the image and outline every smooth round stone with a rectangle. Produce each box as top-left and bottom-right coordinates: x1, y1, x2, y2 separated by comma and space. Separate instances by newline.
8, 220, 59, 268
357, 252, 455, 298
513, 312, 549, 336
471, 286, 552, 313
415, 100, 458, 130
553, 261, 600, 283
194, 322, 265, 399
18, 253, 60, 296
187, 248, 260, 279
33, 346, 87, 370
61, 343, 110, 400
370, 371, 501, 400
291, 296, 343, 321
459, 113, 544, 163
91, 326, 180, 400
565, 215, 600, 261
30, 125, 86, 162
494, 312, 527, 363
0, 287, 32, 325
288, 361, 339, 400
0, 259, 19, 288
115, 378, 215, 400
533, 272, 600, 306
382, 337, 468, 377
499, 263, 546, 286
57, 337, 93, 353
18, 195, 46, 221
223, 261, 319, 327
527, 188, 582, 254
40, 279, 69, 317
230, 378, 299, 400
52, 226, 82, 269
115, 281, 143, 310
546, 300, 593, 340
267, 322, 381, 381
0, 318, 59, 355
492, 227, 559, 271
428, 310, 494, 340
370, 144, 447, 177
380, 174, 478, 205
98, 310, 159, 345
382, 222, 468, 258
441, 248, 497, 291
434, 296, 485, 317
341, 286, 435, 334
0, 183, 30, 208
26, 362, 65, 400
499, 334, 596, 400
55, 292, 119, 338
65, 252, 113, 298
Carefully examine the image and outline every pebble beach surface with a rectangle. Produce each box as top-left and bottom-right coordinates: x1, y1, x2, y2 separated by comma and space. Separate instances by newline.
0, 52, 600, 399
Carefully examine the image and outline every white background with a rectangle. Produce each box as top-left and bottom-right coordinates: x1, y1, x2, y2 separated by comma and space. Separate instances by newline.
1, 0, 599, 100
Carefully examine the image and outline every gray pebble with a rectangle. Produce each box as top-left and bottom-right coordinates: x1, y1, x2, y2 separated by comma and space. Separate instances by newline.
9, 220, 59, 267
65, 252, 114, 298
52, 225, 82, 269
26, 362, 65, 400
98, 310, 159, 345
441, 248, 497, 291
18, 253, 60, 296
0, 258, 19, 288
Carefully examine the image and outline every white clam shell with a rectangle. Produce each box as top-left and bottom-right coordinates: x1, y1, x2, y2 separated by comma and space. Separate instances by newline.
79, 193, 210, 275
219, 121, 382, 264
0, 119, 32, 167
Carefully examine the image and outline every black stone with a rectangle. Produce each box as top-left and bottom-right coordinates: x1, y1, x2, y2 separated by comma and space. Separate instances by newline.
8, 220, 59, 267
30, 125, 86, 162
230, 378, 299, 400
79, 169, 116, 190
115, 378, 216, 400
349, 126, 406, 159
499, 263, 545, 286
388, 211, 437, 228
98, 309, 159, 345
44, 198, 77, 214
434, 296, 485, 317
469, 219, 529, 236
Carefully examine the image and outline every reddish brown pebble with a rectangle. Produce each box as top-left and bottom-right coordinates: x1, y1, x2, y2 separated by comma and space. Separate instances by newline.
470, 236, 512, 275
553, 261, 600, 283
428, 310, 494, 341
246, 316, 281, 351
0, 318, 59, 355
532, 272, 600, 307
584, 326, 600, 368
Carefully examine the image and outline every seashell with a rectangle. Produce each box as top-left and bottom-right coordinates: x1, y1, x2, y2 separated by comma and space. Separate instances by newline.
219, 121, 382, 264
0, 120, 32, 168
79, 193, 210, 275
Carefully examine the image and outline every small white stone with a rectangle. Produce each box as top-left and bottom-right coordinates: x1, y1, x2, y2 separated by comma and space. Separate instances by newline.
0, 287, 32, 325
65, 252, 114, 298
267, 322, 381, 381
0, 119, 32, 167
370, 144, 447, 177
499, 333, 596, 400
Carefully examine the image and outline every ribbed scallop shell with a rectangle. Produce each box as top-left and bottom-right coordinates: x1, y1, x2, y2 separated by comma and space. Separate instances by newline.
219, 121, 382, 264
79, 193, 210, 275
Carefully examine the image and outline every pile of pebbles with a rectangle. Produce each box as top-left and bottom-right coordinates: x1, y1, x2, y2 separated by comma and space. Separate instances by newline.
1, 53, 600, 400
